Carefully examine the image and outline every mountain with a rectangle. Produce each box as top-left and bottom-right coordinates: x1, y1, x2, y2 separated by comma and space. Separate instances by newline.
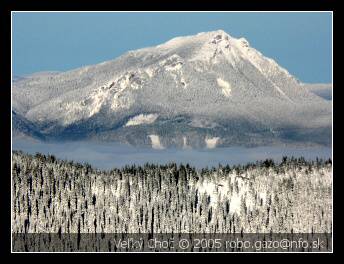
302, 83, 332, 100
12, 110, 44, 139
12, 30, 332, 148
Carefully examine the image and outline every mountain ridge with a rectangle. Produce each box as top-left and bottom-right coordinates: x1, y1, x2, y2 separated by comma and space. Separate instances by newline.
12, 30, 332, 148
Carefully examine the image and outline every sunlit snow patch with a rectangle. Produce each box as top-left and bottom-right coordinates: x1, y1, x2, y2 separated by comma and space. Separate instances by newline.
145, 68, 156, 78
217, 78, 231, 97
196, 178, 230, 208
148, 134, 164, 150
205, 137, 220, 149
182, 136, 191, 149
125, 114, 158, 127
229, 192, 242, 215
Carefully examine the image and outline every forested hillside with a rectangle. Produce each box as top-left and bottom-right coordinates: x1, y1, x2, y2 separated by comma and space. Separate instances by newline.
12, 151, 332, 234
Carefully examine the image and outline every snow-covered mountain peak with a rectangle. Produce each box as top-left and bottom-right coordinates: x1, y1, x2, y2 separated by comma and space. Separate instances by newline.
197, 29, 231, 39
131, 30, 255, 66
12, 30, 331, 148
153, 30, 231, 50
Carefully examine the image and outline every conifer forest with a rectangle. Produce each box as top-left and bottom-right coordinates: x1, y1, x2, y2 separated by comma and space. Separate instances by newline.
12, 151, 332, 234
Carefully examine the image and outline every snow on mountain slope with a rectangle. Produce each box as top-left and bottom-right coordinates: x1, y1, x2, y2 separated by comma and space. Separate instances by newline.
12, 30, 332, 148
205, 137, 220, 149
125, 114, 159, 127
149, 135, 164, 149
217, 78, 231, 97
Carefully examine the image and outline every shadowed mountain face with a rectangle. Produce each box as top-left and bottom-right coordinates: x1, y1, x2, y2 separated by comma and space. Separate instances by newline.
12, 30, 332, 148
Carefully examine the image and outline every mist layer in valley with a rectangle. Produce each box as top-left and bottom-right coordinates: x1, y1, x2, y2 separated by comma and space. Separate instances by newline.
13, 138, 331, 170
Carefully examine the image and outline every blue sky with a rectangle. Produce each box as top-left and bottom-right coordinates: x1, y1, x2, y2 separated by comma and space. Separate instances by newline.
12, 12, 332, 83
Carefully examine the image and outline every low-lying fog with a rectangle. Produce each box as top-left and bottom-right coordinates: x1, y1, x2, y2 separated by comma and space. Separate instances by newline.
13, 138, 332, 170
